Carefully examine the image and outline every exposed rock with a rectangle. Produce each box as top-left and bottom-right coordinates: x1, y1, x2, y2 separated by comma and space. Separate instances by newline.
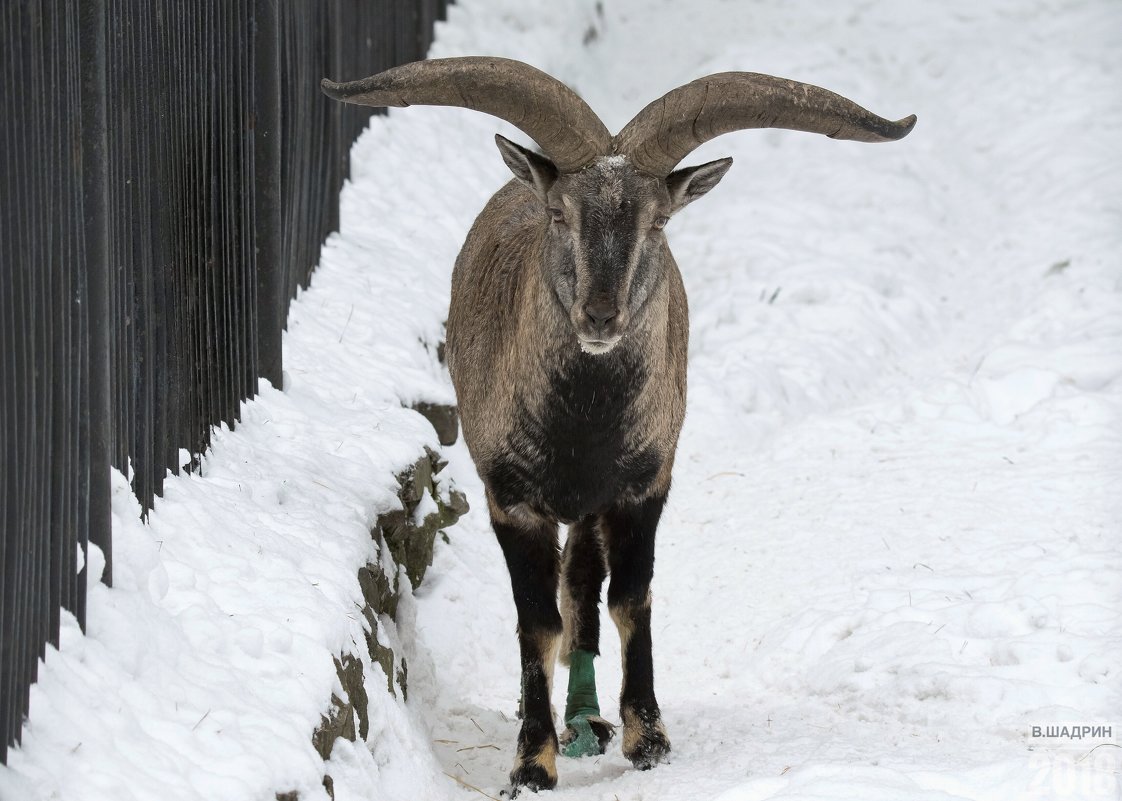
396, 657, 409, 703
311, 444, 468, 780
381, 447, 468, 589
357, 557, 396, 621
367, 628, 397, 698
312, 654, 366, 763
311, 691, 353, 763
410, 400, 459, 446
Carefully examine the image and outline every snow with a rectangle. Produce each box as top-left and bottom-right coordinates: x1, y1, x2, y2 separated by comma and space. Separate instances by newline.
2, 0, 1120, 800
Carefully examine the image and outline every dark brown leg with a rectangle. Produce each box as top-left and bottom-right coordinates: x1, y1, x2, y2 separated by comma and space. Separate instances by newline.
602, 493, 672, 770
491, 501, 562, 793
560, 515, 607, 660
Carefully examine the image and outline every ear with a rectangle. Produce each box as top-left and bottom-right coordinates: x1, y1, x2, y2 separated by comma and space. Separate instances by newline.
666, 157, 733, 214
495, 134, 559, 203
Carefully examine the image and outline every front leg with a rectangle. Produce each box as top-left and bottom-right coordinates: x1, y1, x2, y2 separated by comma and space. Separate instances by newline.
602, 493, 672, 770
490, 499, 563, 793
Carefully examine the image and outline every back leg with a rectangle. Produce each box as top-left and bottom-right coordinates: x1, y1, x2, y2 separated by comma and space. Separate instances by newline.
560, 515, 606, 659
558, 516, 615, 757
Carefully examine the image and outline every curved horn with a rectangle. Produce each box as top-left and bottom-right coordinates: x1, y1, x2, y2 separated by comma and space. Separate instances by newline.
613, 72, 917, 177
322, 56, 611, 173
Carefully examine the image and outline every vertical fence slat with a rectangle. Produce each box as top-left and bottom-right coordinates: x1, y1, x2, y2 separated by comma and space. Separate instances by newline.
254, 0, 283, 390
1, 3, 14, 755
79, 0, 109, 605
1, 7, 20, 761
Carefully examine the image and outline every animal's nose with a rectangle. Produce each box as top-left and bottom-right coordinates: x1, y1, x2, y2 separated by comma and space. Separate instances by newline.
583, 301, 618, 327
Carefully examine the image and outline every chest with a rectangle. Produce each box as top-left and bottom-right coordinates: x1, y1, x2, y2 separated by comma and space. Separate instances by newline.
487, 348, 663, 521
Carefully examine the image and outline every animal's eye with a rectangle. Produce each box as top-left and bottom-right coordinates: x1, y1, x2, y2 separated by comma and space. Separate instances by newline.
549, 208, 566, 224
652, 215, 669, 230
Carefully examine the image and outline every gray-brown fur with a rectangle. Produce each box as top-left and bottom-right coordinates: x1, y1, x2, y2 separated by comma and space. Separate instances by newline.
447, 169, 689, 520
322, 56, 915, 794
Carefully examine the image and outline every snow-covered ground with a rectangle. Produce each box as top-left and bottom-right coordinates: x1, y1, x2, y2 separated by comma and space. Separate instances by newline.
3, 1, 1120, 800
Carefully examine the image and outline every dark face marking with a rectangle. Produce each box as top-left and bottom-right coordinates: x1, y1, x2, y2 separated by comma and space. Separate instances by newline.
542, 158, 672, 355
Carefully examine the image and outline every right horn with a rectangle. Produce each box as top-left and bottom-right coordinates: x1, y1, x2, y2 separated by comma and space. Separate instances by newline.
613, 72, 917, 177
322, 56, 612, 174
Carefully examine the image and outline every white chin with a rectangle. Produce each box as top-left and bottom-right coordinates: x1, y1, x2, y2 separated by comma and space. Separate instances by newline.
578, 338, 618, 355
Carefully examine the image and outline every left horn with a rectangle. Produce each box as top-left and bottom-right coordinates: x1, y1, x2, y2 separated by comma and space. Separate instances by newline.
321, 56, 612, 173
613, 72, 916, 177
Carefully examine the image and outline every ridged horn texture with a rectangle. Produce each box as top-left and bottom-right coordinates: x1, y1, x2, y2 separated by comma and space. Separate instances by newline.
614, 72, 917, 177
321, 56, 612, 173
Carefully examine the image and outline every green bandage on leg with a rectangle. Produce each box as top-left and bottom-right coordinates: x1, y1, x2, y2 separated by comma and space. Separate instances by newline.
564, 649, 600, 720
562, 650, 603, 758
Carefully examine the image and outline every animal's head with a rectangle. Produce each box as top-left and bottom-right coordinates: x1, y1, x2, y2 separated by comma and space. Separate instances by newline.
322, 57, 915, 355
494, 138, 731, 353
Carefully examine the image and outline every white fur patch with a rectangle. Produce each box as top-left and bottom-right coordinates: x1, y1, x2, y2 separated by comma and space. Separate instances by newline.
579, 339, 617, 355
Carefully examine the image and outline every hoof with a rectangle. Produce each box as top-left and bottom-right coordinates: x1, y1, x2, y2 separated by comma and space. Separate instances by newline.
507, 761, 557, 795
622, 708, 671, 770
560, 715, 615, 758
626, 729, 671, 770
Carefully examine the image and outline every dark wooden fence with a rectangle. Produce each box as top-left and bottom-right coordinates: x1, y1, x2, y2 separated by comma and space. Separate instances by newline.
0, 0, 451, 765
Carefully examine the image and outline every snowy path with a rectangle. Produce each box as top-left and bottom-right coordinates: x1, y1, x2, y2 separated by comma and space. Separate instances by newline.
406, 1, 1122, 800
2, 1, 1118, 800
